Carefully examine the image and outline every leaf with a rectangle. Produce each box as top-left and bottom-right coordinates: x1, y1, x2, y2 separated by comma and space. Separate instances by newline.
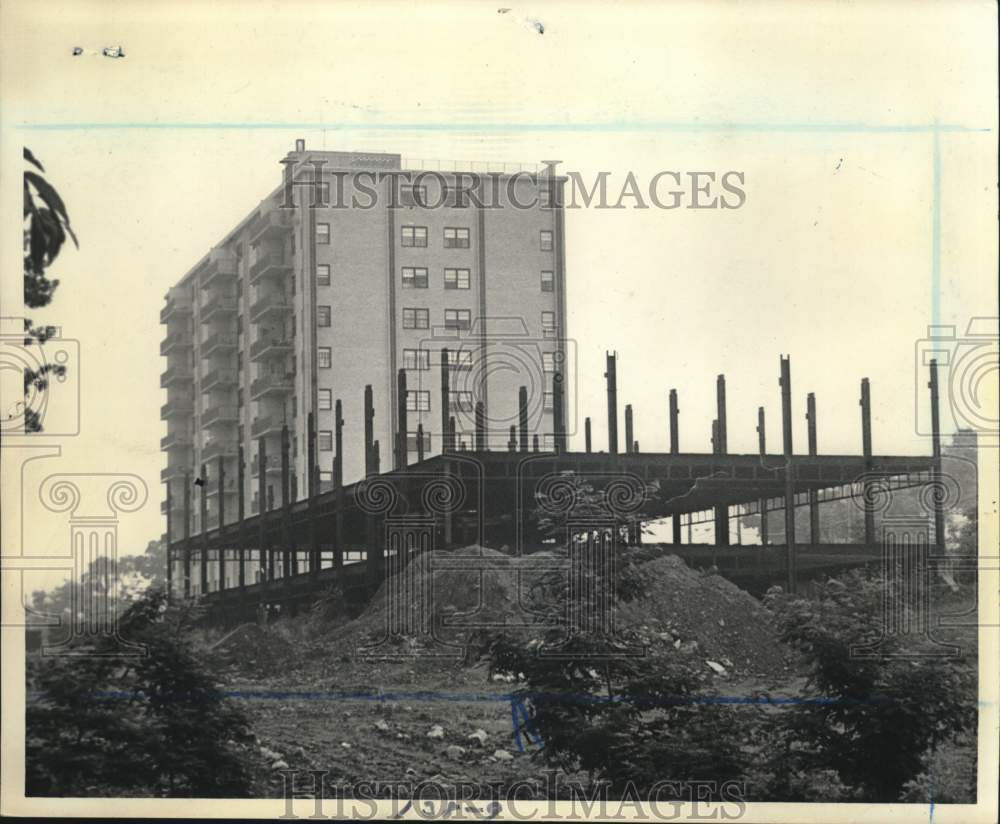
24, 147, 45, 172
24, 171, 78, 248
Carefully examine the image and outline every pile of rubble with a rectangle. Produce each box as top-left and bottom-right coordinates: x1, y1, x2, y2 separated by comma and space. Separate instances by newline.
328, 545, 794, 679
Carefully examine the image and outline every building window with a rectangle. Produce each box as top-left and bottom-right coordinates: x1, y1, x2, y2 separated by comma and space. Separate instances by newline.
318, 305, 331, 326
444, 268, 470, 290
316, 264, 330, 285
406, 390, 430, 412
449, 350, 473, 370
541, 311, 556, 337
318, 430, 333, 451
444, 309, 471, 330
402, 308, 429, 329
449, 390, 474, 412
401, 226, 427, 247
318, 347, 331, 368
319, 389, 332, 411
402, 267, 429, 288
317, 223, 331, 245
444, 227, 470, 249
543, 391, 554, 412
407, 430, 432, 452
541, 270, 554, 292
403, 348, 430, 370
400, 184, 427, 207
542, 352, 558, 373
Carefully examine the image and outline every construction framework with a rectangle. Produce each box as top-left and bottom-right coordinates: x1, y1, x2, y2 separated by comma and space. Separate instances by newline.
164, 354, 949, 622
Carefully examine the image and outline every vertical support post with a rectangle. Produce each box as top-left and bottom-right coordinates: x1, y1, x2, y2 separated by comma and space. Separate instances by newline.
447, 417, 456, 456
475, 401, 486, 451
757, 406, 768, 546
330, 399, 344, 571
929, 359, 945, 554
396, 368, 408, 469
165, 481, 173, 602
518, 386, 529, 452
257, 437, 267, 585
860, 378, 875, 544
238, 444, 246, 590
508, 426, 517, 451
306, 412, 317, 578
372, 440, 381, 475
669, 389, 679, 454
806, 392, 819, 545
281, 425, 291, 581
584, 417, 592, 453
716, 374, 728, 453
624, 404, 634, 454
183, 471, 192, 598
217, 455, 226, 590
605, 351, 618, 454
218, 455, 226, 529
552, 370, 566, 453
715, 373, 730, 546
533, 433, 540, 452
440, 350, 451, 453
364, 384, 375, 475
780, 355, 796, 593
199, 462, 208, 595
416, 421, 425, 462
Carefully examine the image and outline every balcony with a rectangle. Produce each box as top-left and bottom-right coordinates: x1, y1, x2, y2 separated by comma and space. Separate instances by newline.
161, 498, 186, 514
250, 372, 295, 400
202, 438, 238, 462
249, 336, 294, 362
200, 249, 238, 290
200, 292, 238, 323
248, 207, 294, 246
161, 395, 194, 418
251, 454, 283, 476
201, 331, 238, 357
201, 367, 238, 391
161, 430, 194, 450
160, 365, 194, 388
249, 291, 292, 323
160, 297, 193, 324
160, 331, 192, 355
207, 477, 240, 498
161, 464, 190, 483
202, 404, 239, 427
249, 252, 292, 286
250, 415, 285, 439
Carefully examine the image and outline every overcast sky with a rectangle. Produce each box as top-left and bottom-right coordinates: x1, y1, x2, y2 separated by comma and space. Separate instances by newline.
1, 1, 996, 584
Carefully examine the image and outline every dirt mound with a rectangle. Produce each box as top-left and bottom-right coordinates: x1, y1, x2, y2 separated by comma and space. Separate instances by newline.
617, 554, 794, 679
326, 545, 793, 679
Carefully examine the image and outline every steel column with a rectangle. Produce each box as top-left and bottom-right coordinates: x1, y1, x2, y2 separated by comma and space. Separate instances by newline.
605, 352, 618, 454
780, 356, 796, 592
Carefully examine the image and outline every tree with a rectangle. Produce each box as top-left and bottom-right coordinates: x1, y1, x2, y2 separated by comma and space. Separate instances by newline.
762, 570, 976, 800
26, 590, 260, 797
22, 147, 78, 431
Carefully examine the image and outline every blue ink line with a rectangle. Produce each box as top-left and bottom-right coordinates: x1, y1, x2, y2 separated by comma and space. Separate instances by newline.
56, 689, 891, 707
13, 120, 992, 134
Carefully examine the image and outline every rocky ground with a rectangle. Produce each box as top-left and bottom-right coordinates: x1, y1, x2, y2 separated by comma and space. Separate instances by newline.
195, 546, 978, 799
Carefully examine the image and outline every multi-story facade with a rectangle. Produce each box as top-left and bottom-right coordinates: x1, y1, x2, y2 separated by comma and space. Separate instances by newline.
161, 142, 567, 546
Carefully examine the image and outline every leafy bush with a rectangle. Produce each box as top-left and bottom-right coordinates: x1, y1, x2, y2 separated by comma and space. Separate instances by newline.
763, 570, 977, 801
26, 590, 260, 797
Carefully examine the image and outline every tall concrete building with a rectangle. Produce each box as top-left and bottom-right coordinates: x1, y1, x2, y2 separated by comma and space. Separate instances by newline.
161, 142, 567, 542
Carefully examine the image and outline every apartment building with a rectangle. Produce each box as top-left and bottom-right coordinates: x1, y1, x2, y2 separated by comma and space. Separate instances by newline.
161, 141, 567, 541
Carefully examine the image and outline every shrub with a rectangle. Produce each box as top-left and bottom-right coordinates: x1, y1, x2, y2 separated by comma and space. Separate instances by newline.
26, 590, 260, 797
